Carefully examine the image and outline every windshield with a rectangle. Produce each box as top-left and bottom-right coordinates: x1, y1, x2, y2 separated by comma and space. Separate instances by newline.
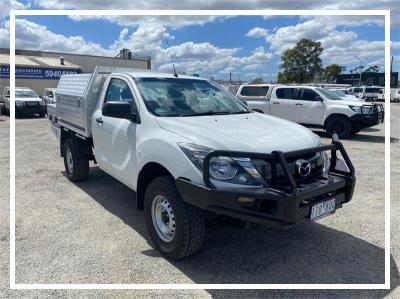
316, 88, 343, 101
15, 90, 38, 98
134, 78, 249, 117
332, 90, 347, 97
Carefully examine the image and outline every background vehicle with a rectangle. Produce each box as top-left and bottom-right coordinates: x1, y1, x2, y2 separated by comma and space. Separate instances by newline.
42, 88, 57, 104
346, 87, 363, 98
48, 67, 355, 259
391, 88, 400, 103
239, 85, 384, 139
358, 86, 383, 101
2, 87, 47, 117
236, 84, 278, 113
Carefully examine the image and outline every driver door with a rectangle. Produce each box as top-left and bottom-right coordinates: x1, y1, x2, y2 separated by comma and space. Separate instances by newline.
91, 77, 139, 189
291, 88, 324, 125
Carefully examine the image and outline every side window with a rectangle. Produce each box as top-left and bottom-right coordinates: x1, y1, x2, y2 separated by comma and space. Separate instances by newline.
6, 89, 10, 97
105, 78, 135, 108
300, 88, 319, 101
275, 88, 296, 99
47, 91, 54, 97
240, 86, 269, 96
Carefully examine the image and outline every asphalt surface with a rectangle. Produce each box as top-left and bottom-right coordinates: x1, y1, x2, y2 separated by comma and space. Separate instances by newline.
0, 104, 399, 298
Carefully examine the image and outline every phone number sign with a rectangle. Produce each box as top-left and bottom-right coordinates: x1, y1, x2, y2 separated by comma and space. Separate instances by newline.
0, 65, 81, 80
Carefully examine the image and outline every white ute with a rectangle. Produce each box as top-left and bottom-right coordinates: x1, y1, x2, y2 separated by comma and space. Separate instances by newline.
237, 85, 384, 139
49, 67, 356, 259
2, 87, 47, 117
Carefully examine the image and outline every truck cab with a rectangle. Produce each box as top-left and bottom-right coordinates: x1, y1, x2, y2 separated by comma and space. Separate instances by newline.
49, 67, 356, 259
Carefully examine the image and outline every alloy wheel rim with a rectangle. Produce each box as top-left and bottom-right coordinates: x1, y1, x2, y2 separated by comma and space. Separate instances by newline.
66, 148, 73, 174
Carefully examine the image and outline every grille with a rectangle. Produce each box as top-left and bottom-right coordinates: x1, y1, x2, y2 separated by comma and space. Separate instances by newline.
252, 152, 324, 189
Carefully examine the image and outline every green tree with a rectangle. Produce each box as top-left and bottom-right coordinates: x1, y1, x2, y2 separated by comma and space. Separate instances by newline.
324, 64, 343, 82
364, 65, 380, 73
277, 38, 324, 84
250, 77, 265, 84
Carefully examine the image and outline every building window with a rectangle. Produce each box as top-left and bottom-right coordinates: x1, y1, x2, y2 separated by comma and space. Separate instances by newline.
366, 77, 374, 85
379, 77, 384, 86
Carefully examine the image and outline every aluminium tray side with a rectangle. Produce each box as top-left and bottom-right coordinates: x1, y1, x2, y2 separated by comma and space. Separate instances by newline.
56, 73, 93, 137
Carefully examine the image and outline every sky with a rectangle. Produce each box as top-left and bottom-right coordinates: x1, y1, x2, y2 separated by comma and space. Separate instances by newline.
0, 0, 399, 82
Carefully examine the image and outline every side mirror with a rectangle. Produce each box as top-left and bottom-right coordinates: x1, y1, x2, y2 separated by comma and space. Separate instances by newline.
315, 95, 323, 101
102, 101, 140, 123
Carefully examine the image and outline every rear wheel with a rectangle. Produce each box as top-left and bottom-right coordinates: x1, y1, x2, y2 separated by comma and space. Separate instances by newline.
63, 138, 89, 182
326, 116, 352, 139
144, 176, 205, 259
39, 111, 46, 117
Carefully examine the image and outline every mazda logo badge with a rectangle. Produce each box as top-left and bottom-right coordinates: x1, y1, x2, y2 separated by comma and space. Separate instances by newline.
296, 159, 311, 177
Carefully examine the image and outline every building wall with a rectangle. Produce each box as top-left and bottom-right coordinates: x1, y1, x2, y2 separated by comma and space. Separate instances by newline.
0, 77, 58, 95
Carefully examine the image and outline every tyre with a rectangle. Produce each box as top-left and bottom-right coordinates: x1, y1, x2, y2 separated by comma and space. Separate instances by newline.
39, 112, 46, 117
144, 176, 205, 259
325, 116, 352, 139
63, 138, 89, 182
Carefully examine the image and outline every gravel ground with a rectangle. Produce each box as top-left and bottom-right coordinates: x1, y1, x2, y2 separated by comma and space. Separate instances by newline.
0, 104, 399, 298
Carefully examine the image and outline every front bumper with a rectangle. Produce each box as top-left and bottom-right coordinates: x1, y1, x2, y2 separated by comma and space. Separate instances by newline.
176, 137, 356, 229
350, 104, 384, 129
16, 104, 46, 115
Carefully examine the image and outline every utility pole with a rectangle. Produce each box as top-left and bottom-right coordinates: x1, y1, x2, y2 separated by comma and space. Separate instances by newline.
229, 72, 232, 84
355, 56, 363, 86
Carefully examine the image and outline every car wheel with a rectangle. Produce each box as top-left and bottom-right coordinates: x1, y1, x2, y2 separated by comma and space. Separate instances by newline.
63, 138, 89, 182
144, 176, 205, 259
326, 116, 352, 139
39, 112, 46, 117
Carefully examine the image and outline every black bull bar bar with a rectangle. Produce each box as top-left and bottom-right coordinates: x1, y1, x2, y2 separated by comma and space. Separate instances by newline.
202, 134, 355, 195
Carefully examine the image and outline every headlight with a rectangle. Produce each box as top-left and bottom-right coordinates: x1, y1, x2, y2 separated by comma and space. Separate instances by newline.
15, 100, 23, 106
178, 143, 265, 186
361, 106, 374, 114
349, 105, 362, 113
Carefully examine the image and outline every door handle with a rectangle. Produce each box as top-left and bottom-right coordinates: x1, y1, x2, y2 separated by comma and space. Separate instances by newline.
95, 117, 103, 124
272, 102, 279, 104
296, 103, 303, 106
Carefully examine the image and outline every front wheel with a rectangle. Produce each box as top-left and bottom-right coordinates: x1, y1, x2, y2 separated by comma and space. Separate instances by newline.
144, 176, 205, 259
325, 116, 352, 139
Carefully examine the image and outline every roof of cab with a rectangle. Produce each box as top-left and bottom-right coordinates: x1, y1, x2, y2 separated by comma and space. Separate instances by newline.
117, 70, 208, 80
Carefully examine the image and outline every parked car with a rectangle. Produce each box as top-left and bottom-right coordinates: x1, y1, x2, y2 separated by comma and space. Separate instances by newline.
238, 85, 384, 139
42, 88, 57, 104
48, 67, 356, 259
378, 88, 400, 103
358, 86, 383, 101
391, 88, 400, 103
346, 87, 363, 98
2, 87, 47, 117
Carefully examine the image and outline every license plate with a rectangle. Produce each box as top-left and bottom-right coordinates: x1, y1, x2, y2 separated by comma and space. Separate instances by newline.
310, 198, 336, 221
27, 102, 38, 105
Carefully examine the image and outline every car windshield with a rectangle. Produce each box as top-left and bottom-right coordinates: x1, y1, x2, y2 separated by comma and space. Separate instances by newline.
134, 77, 249, 117
332, 90, 347, 97
15, 90, 38, 98
316, 88, 343, 101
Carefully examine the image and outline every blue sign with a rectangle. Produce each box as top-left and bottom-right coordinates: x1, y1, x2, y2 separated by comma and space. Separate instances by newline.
0, 65, 81, 80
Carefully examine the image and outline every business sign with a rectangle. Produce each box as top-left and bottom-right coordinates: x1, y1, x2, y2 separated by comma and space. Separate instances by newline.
0, 65, 81, 80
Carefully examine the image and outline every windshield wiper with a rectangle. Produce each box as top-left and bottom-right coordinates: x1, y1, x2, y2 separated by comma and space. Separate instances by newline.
181, 110, 233, 117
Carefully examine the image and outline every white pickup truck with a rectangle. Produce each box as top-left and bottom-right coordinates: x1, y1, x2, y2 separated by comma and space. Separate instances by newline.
1, 87, 47, 117
237, 84, 384, 139
49, 67, 356, 259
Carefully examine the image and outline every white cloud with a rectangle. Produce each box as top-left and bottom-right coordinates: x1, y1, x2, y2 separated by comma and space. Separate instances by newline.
28, 0, 399, 28
0, 0, 31, 20
246, 27, 268, 38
